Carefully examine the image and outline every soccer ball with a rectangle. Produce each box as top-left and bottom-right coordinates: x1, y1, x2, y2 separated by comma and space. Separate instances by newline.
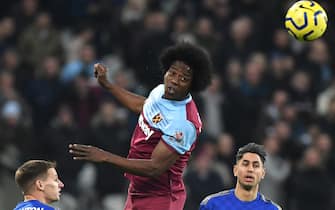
285, 0, 328, 41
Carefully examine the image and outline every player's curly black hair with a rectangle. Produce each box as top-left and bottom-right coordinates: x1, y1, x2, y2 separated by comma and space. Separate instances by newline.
236, 143, 267, 164
159, 42, 213, 92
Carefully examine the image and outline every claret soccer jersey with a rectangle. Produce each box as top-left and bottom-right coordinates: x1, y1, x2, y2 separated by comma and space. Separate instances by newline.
125, 84, 202, 196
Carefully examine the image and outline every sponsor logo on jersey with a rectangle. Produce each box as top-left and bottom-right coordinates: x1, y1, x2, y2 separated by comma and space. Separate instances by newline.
138, 114, 154, 140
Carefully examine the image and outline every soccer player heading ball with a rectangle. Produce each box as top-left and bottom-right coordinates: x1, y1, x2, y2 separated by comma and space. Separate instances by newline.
69, 42, 212, 210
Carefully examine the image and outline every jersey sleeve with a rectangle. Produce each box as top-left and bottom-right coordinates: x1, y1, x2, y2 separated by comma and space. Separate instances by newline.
199, 203, 211, 210
199, 197, 213, 210
272, 203, 282, 210
161, 120, 196, 155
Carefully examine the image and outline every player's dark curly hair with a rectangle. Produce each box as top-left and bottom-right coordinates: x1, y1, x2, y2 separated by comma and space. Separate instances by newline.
236, 143, 267, 164
159, 42, 213, 92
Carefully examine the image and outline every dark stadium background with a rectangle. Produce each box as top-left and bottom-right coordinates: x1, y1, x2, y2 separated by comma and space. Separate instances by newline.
0, 0, 334, 209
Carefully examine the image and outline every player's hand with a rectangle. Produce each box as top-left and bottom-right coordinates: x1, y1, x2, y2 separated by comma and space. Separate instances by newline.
94, 63, 108, 83
69, 144, 109, 162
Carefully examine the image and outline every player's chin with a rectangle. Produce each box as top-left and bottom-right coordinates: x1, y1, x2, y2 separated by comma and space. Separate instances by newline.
241, 183, 254, 191
240, 180, 256, 189
164, 91, 175, 100
53, 194, 61, 201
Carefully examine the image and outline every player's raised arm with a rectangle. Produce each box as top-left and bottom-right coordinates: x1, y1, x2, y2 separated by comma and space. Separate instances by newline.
94, 63, 145, 114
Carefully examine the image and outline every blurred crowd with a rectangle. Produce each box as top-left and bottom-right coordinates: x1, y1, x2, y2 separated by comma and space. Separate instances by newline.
0, 0, 334, 210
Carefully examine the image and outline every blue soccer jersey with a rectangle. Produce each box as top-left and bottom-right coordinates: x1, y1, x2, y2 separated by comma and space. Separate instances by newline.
200, 189, 282, 210
13, 200, 55, 210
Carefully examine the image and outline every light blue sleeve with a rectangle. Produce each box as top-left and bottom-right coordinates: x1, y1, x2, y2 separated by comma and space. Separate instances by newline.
161, 120, 196, 155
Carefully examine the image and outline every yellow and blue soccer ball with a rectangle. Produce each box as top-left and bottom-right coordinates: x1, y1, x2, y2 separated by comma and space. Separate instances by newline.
285, 0, 328, 41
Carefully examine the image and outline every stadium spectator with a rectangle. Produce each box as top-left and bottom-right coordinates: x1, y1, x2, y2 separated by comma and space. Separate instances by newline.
18, 12, 63, 70
184, 142, 224, 210
260, 135, 291, 207
287, 147, 333, 210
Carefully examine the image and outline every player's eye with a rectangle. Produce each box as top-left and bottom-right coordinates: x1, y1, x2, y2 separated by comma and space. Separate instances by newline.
253, 163, 260, 168
168, 70, 176, 76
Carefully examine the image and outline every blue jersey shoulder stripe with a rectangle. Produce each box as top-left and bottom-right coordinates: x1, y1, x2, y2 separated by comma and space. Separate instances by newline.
260, 193, 282, 210
200, 190, 231, 205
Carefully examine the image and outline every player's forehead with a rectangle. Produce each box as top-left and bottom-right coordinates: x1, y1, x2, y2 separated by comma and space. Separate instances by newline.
239, 152, 263, 163
46, 168, 58, 178
169, 61, 192, 76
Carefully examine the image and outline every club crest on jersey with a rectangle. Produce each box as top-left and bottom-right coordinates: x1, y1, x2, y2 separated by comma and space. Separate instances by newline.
168, 131, 184, 144
152, 113, 163, 124
174, 131, 183, 142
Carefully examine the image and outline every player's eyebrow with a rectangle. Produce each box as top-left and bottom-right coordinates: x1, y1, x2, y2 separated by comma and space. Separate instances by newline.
252, 161, 260, 165
171, 63, 191, 71
170, 65, 192, 77
242, 160, 261, 164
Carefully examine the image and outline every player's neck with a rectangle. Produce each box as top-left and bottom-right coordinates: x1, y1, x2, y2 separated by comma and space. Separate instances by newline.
234, 184, 258, 201
24, 194, 47, 204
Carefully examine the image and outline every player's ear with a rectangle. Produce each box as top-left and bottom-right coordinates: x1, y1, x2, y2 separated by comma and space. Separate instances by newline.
36, 180, 45, 191
261, 167, 266, 179
233, 164, 238, 177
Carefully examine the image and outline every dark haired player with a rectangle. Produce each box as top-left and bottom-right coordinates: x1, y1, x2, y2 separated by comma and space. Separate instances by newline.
69, 42, 213, 210
200, 143, 282, 210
